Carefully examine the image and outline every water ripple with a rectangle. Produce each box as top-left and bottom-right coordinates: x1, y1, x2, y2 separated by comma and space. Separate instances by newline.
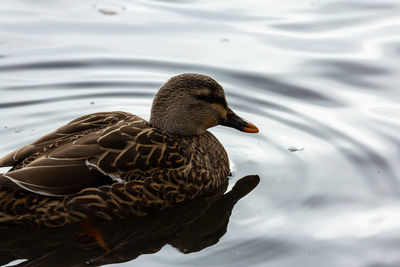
0, 91, 153, 109
0, 57, 340, 105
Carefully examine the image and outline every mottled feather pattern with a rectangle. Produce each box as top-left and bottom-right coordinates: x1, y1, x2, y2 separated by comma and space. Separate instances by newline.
93, 123, 187, 174
0, 112, 229, 226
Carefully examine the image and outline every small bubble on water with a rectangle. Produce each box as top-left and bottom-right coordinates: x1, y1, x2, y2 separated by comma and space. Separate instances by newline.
288, 146, 304, 152
99, 8, 117, 15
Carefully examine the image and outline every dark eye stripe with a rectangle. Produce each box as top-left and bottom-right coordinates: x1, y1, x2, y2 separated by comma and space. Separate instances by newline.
194, 94, 227, 107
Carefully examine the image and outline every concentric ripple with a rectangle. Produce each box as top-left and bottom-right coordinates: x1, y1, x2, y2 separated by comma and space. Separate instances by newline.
1, 0, 400, 266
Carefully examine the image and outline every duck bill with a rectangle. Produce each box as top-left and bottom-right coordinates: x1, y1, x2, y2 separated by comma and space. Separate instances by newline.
219, 108, 259, 133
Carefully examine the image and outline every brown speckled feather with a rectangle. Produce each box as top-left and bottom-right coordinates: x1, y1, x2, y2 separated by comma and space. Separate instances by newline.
0, 111, 229, 226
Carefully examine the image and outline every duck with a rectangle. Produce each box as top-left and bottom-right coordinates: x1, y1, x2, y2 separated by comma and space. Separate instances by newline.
0, 73, 259, 227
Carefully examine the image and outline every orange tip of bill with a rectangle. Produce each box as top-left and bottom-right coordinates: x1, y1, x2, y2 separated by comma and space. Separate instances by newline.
242, 122, 259, 133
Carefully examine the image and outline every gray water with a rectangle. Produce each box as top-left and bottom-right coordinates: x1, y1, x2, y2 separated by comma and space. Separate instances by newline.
1, 0, 400, 266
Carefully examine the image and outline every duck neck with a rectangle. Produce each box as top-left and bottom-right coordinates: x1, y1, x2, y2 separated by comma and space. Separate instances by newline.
150, 103, 207, 136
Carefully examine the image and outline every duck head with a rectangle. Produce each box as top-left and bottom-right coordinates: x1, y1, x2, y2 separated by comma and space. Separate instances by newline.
150, 74, 259, 136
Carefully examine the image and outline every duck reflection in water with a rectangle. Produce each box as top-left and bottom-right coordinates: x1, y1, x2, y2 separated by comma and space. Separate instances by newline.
0, 175, 259, 266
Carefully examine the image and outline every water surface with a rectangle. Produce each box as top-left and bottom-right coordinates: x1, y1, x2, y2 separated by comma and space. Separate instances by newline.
1, 0, 400, 266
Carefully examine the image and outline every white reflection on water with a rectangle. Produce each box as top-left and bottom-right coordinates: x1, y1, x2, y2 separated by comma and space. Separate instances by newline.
313, 206, 400, 239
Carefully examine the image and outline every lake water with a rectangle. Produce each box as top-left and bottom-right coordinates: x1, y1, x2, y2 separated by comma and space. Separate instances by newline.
1, 0, 400, 266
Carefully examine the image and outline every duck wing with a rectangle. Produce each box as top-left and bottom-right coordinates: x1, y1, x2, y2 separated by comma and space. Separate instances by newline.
0, 112, 187, 196
0, 111, 132, 168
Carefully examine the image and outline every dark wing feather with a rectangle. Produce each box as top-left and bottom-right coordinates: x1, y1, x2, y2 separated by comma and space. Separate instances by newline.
0, 111, 132, 168
0, 111, 188, 196
2, 158, 109, 196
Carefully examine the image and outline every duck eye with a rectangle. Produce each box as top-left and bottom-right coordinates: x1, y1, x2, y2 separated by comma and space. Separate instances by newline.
193, 93, 227, 107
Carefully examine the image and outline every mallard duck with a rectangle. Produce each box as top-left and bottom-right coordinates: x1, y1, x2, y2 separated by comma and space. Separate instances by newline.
0, 73, 258, 227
